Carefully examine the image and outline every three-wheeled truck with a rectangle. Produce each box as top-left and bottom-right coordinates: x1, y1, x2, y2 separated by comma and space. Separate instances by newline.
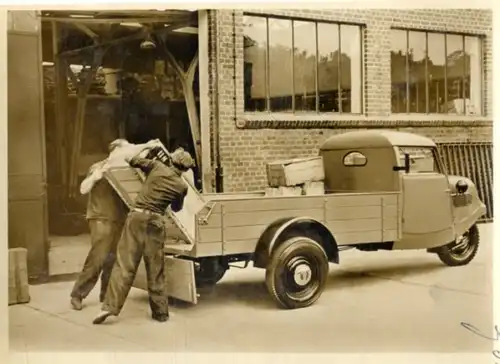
104, 130, 486, 310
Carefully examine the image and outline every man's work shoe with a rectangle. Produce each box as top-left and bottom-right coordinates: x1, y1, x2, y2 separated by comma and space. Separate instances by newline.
70, 297, 83, 311
152, 312, 169, 322
92, 310, 112, 325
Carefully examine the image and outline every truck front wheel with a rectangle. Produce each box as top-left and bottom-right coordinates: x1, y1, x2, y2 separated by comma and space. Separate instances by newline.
435, 224, 480, 267
265, 236, 329, 309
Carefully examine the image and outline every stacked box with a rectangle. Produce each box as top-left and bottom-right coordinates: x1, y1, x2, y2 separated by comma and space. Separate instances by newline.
8, 248, 30, 305
265, 156, 326, 196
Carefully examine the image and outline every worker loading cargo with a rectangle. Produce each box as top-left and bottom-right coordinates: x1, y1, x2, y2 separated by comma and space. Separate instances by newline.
70, 139, 161, 311
93, 147, 195, 325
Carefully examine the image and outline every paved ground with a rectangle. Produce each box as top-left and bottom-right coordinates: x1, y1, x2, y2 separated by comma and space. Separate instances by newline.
9, 224, 495, 353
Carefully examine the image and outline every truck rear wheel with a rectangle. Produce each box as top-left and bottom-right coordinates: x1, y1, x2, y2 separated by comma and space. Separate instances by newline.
436, 224, 480, 267
265, 236, 329, 309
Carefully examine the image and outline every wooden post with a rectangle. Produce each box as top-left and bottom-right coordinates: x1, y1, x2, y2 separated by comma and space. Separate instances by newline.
67, 49, 106, 196
52, 21, 69, 190
8, 248, 30, 305
164, 48, 202, 169
198, 10, 213, 193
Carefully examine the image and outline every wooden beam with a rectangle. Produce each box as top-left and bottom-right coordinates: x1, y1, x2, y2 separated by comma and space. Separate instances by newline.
41, 15, 194, 24
71, 23, 99, 42
164, 47, 201, 169
68, 48, 107, 196
197, 10, 212, 193
58, 21, 193, 58
51, 21, 69, 191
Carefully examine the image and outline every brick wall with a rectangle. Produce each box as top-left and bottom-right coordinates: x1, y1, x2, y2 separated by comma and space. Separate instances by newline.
210, 9, 493, 192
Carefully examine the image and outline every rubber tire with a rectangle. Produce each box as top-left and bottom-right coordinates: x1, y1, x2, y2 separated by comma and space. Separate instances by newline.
436, 224, 480, 267
265, 236, 329, 309
194, 258, 227, 288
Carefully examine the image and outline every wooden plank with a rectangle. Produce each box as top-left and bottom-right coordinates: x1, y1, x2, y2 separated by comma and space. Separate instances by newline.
110, 167, 142, 181
325, 193, 398, 208
132, 257, 198, 304
194, 242, 223, 257
224, 225, 269, 241
119, 180, 143, 194
220, 196, 324, 213
8, 248, 30, 305
326, 217, 397, 233
222, 208, 324, 228
222, 239, 258, 255
198, 227, 221, 243
325, 204, 398, 220
335, 231, 383, 246
197, 212, 222, 229
383, 229, 399, 242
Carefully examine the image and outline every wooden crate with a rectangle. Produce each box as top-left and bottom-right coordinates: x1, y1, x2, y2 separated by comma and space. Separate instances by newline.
9, 248, 30, 305
302, 181, 325, 196
266, 156, 325, 187
264, 186, 303, 197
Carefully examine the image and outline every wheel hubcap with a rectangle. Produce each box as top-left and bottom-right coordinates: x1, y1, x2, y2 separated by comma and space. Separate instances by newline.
293, 263, 312, 286
450, 232, 474, 258
282, 255, 320, 302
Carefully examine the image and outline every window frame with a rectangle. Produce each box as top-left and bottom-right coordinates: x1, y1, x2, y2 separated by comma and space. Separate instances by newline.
396, 146, 444, 174
243, 12, 365, 115
343, 150, 368, 167
390, 27, 485, 116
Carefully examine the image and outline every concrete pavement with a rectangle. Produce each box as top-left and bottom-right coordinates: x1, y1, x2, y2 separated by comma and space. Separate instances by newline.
9, 223, 495, 353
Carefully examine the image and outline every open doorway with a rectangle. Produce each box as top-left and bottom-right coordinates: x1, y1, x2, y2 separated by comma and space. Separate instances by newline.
40, 10, 202, 275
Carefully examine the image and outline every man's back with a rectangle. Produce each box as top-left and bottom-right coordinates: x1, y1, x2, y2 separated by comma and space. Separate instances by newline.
132, 159, 188, 214
87, 179, 128, 222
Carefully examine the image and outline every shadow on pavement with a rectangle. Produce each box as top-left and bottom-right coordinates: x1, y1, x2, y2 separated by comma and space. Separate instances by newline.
129, 260, 446, 311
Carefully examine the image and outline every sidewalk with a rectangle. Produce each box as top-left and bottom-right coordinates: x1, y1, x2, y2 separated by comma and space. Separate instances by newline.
9, 223, 495, 354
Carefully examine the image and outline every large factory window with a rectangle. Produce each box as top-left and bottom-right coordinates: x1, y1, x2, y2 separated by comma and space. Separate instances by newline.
243, 14, 364, 114
391, 29, 483, 116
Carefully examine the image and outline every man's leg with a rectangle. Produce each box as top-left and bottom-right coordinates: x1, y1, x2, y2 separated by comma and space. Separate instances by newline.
70, 219, 115, 310
94, 213, 145, 324
99, 220, 124, 302
143, 216, 168, 322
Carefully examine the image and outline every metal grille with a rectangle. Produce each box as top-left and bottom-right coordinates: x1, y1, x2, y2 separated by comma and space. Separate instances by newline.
437, 142, 493, 223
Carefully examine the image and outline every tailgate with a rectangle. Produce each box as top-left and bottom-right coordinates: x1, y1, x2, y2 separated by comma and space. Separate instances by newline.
102, 143, 207, 304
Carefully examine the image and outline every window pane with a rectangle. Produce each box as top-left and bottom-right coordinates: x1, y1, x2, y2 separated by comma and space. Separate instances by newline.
428, 33, 446, 113
317, 23, 339, 112
446, 34, 465, 114
391, 30, 407, 113
243, 16, 267, 112
408, 31, 426, 113
340, 24, 362, 113
399, 147, 438, 173
293, 21, 317, 112
465, 36, 482, 115
268, 18, 293, 112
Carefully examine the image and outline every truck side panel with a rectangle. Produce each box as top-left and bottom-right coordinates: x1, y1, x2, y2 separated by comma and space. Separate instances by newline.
196, 196, 325, 256
195, 193, 400, 257
325, 193, 399, 245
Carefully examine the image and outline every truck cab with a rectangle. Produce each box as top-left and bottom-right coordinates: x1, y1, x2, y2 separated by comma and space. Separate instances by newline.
320, 130, 486, 263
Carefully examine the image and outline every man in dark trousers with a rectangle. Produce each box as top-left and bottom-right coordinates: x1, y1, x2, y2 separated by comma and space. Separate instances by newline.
92, 148, 194, 324
70, 151, 128, 310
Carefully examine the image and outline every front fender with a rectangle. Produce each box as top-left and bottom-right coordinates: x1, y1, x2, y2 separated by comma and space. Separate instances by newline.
253, 217, 339, 269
